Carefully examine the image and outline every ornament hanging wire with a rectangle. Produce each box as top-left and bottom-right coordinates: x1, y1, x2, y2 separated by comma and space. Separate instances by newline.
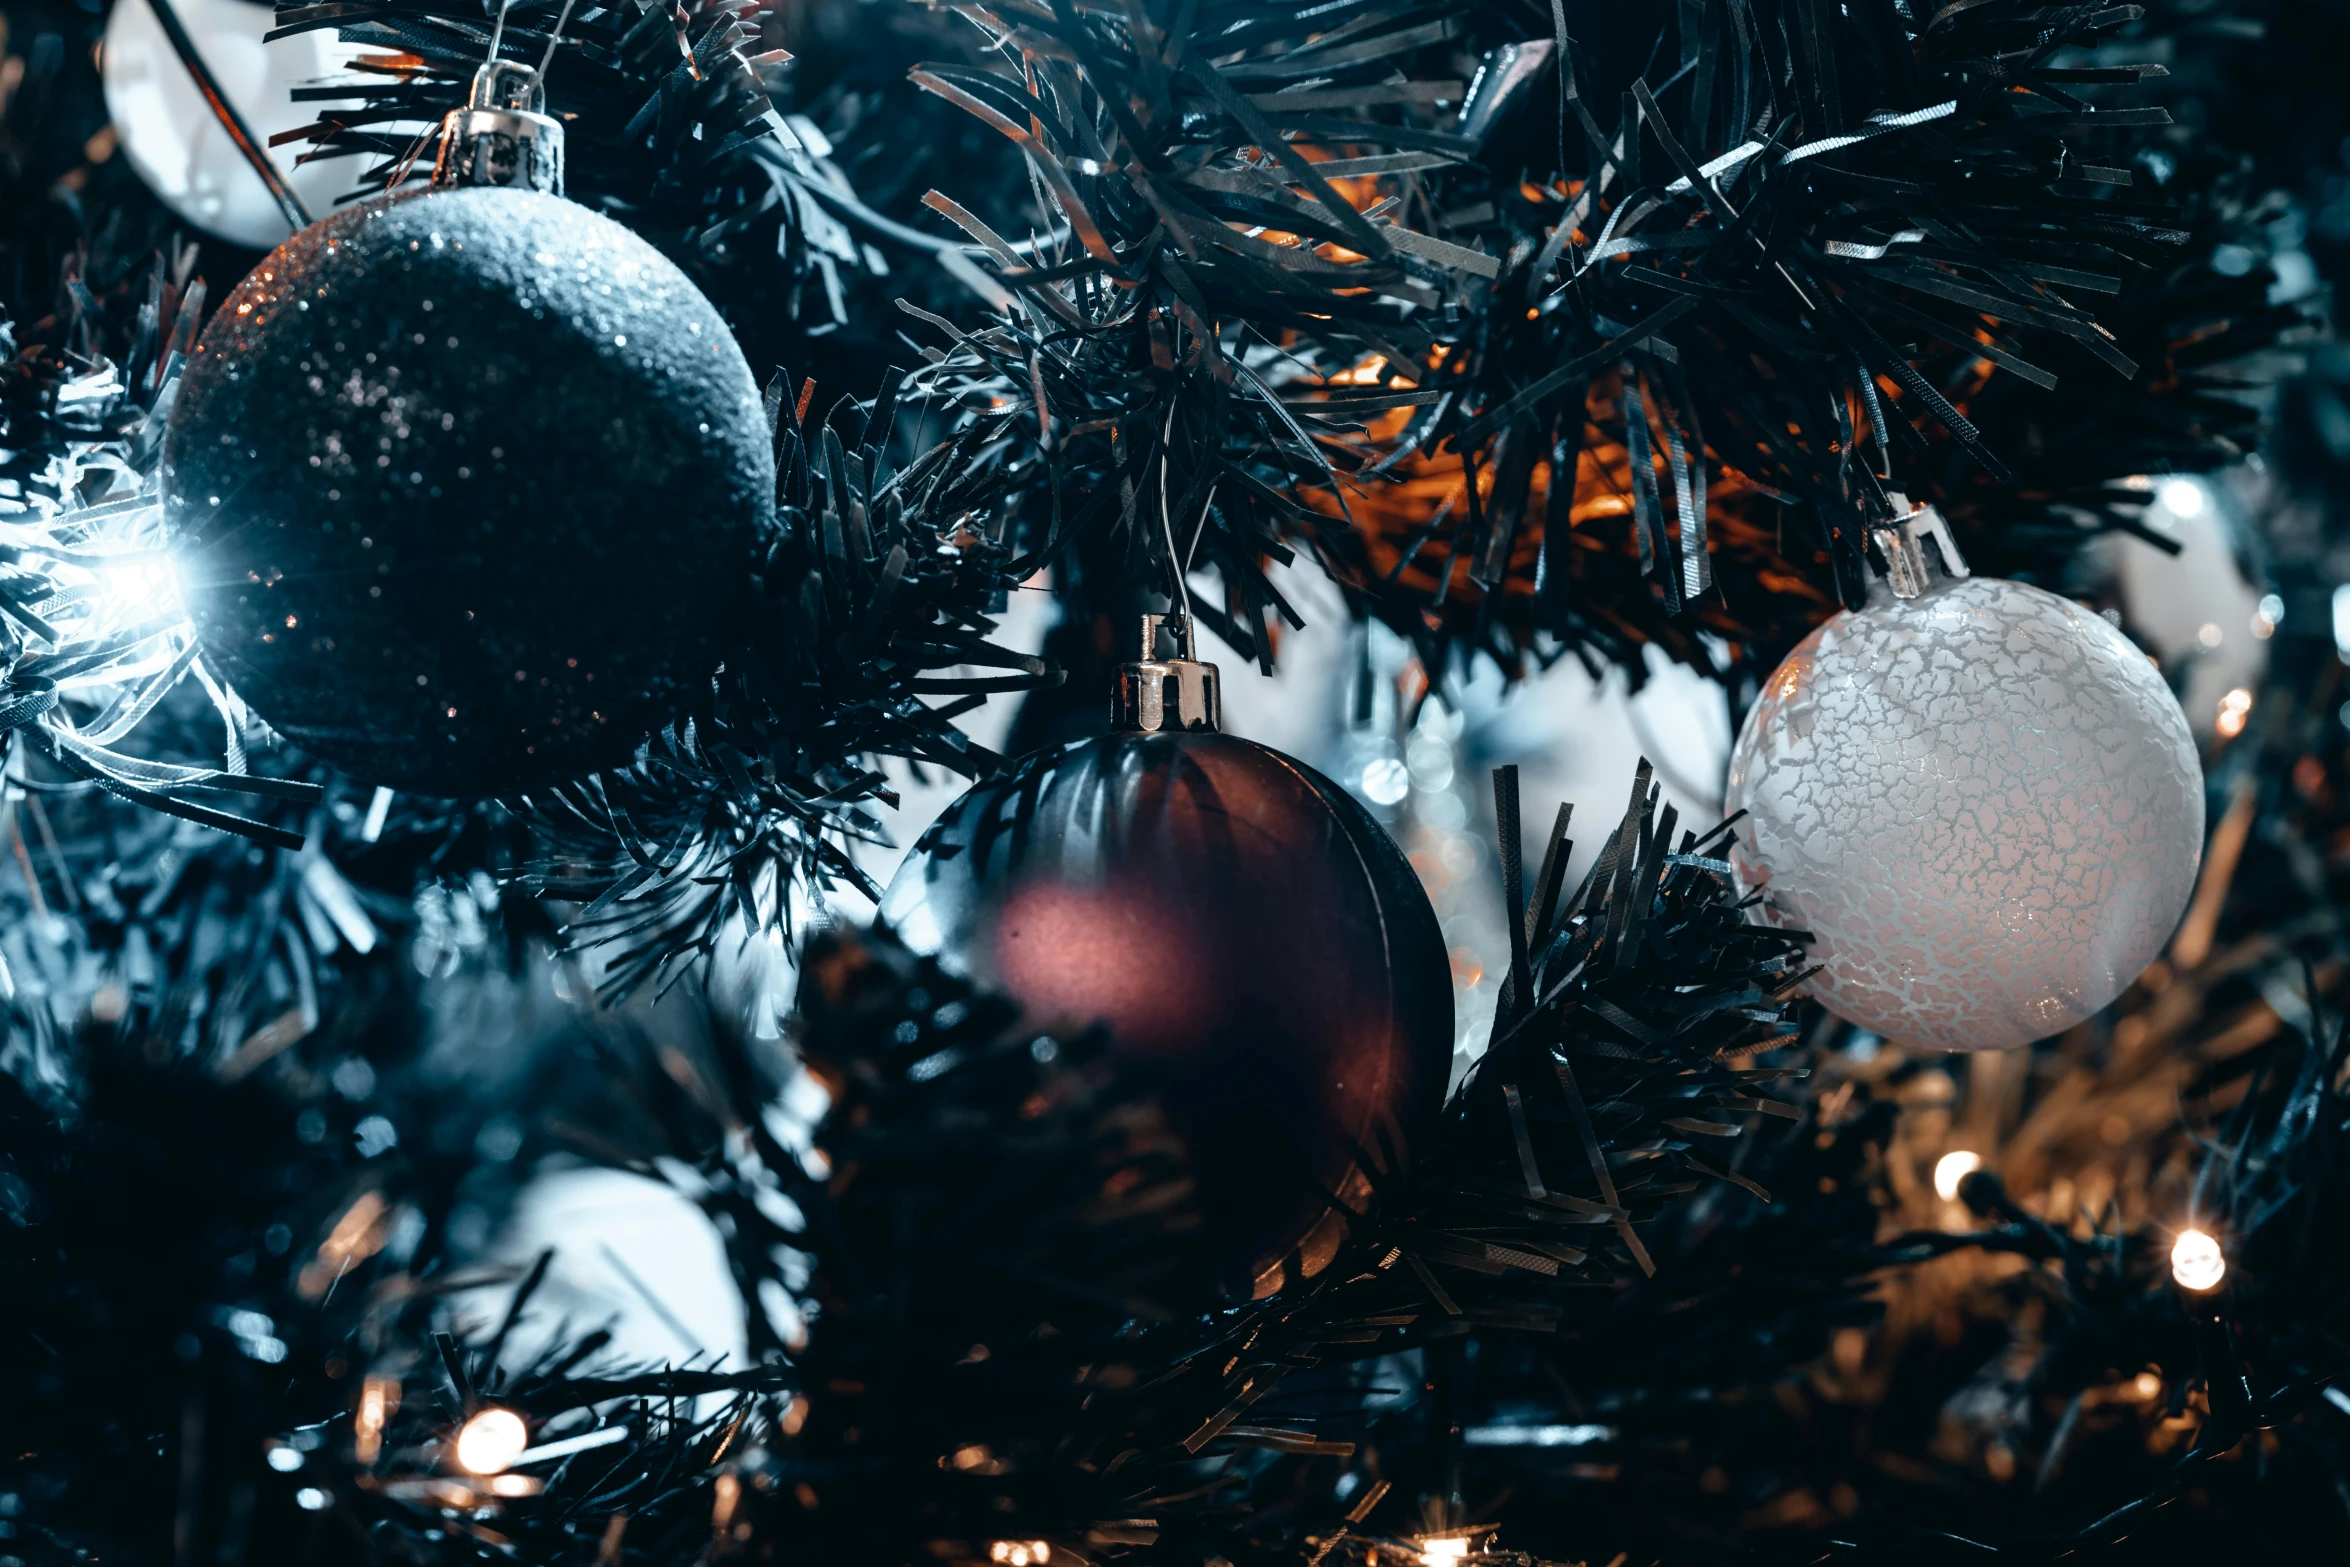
1159, 402, 1192, 623
536, 0, 576, 77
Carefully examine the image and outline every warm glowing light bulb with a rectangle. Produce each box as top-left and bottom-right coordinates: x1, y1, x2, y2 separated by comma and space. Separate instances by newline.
1420, 1538, 1474, 1567
1933, 1150, 1982, 1203
989, 1543, 1052, 1566
2216, 687, 2253, 739
453, 1407, 529, 1475
2171, 1228, 2225, 1292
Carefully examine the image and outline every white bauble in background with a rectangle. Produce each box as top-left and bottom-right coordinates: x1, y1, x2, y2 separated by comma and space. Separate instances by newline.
454, 1167, 754, 1379
1727, 573, 2204, 1052
1621, 647, 1736, 817
1473, 641, 1732, 833
2096, 473, 2269, 739
102, 0, 364, 249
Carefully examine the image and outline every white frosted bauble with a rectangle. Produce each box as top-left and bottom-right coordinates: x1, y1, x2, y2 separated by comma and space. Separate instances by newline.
1726, 574, 2204, 1052
101, 0, 364, 249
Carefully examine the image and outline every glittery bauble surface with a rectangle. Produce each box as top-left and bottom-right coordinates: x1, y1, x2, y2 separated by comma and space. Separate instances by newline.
880, 732, 1453, 1301
1727, 575, 2204, 1052
162, 187, 775, 796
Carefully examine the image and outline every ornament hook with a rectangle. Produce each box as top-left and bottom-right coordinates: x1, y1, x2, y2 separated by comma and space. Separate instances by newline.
1869, 492, 1970, 600
433, 56, 565, 194
1113, 613, 1221, 734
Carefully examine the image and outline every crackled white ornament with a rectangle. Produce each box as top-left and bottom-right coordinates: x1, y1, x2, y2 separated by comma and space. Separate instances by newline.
1726, 514, 2204, 1052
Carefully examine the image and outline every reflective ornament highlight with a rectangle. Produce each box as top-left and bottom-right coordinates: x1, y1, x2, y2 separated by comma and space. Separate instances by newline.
101, 0, 363, 249
1728, 531, 2203, 1053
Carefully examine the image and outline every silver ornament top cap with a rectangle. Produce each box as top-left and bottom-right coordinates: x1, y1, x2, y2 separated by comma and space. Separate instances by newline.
1113, 613, 1221, 733
434, 60, 565, 194
1869, 492, 1971, 600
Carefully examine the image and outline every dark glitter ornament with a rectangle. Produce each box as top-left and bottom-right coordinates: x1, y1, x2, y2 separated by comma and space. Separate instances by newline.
879, 616, 1453, 1301
160, 61, 774, 797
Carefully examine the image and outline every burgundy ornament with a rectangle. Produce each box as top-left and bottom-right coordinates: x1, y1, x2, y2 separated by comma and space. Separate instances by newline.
879, 616, 1453, 1302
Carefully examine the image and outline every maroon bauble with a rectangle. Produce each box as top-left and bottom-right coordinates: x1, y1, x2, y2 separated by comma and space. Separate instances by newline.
878, 730, 1453, 1302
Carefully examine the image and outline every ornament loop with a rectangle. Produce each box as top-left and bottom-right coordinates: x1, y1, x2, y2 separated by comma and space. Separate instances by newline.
1868, 492, 1971, 600
434, 60, 566, 194
1113, 613, 1222, 734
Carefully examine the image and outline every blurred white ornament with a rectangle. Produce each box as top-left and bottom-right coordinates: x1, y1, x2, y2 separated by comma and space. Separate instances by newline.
2096, 473, 2266, 740
452, 1166, 751, 1384
1623, 644, 1735, 816
101, 0, 364, 249
1472, 640, 1730, 839
1727, 509, 2203, 1052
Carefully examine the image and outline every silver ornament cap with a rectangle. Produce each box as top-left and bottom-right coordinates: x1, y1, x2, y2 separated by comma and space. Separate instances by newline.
433, 59, 565, 194
1725, 498, 2205, 1052
1113, 613, 1221, 733
1869, 491, 1970, 599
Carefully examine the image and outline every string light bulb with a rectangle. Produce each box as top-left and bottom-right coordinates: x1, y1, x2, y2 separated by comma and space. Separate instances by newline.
452, 1407, 530, 1475
1419, 1537, 1474, 1567
2216, 687, 2253, 739
1932, 1150, 1982, 1203
2171, 1228, 2226, 1292
989, 1542, 1052, 1566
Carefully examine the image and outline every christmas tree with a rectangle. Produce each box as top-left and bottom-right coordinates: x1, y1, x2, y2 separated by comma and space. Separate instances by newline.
1, 1, 2345, 1563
